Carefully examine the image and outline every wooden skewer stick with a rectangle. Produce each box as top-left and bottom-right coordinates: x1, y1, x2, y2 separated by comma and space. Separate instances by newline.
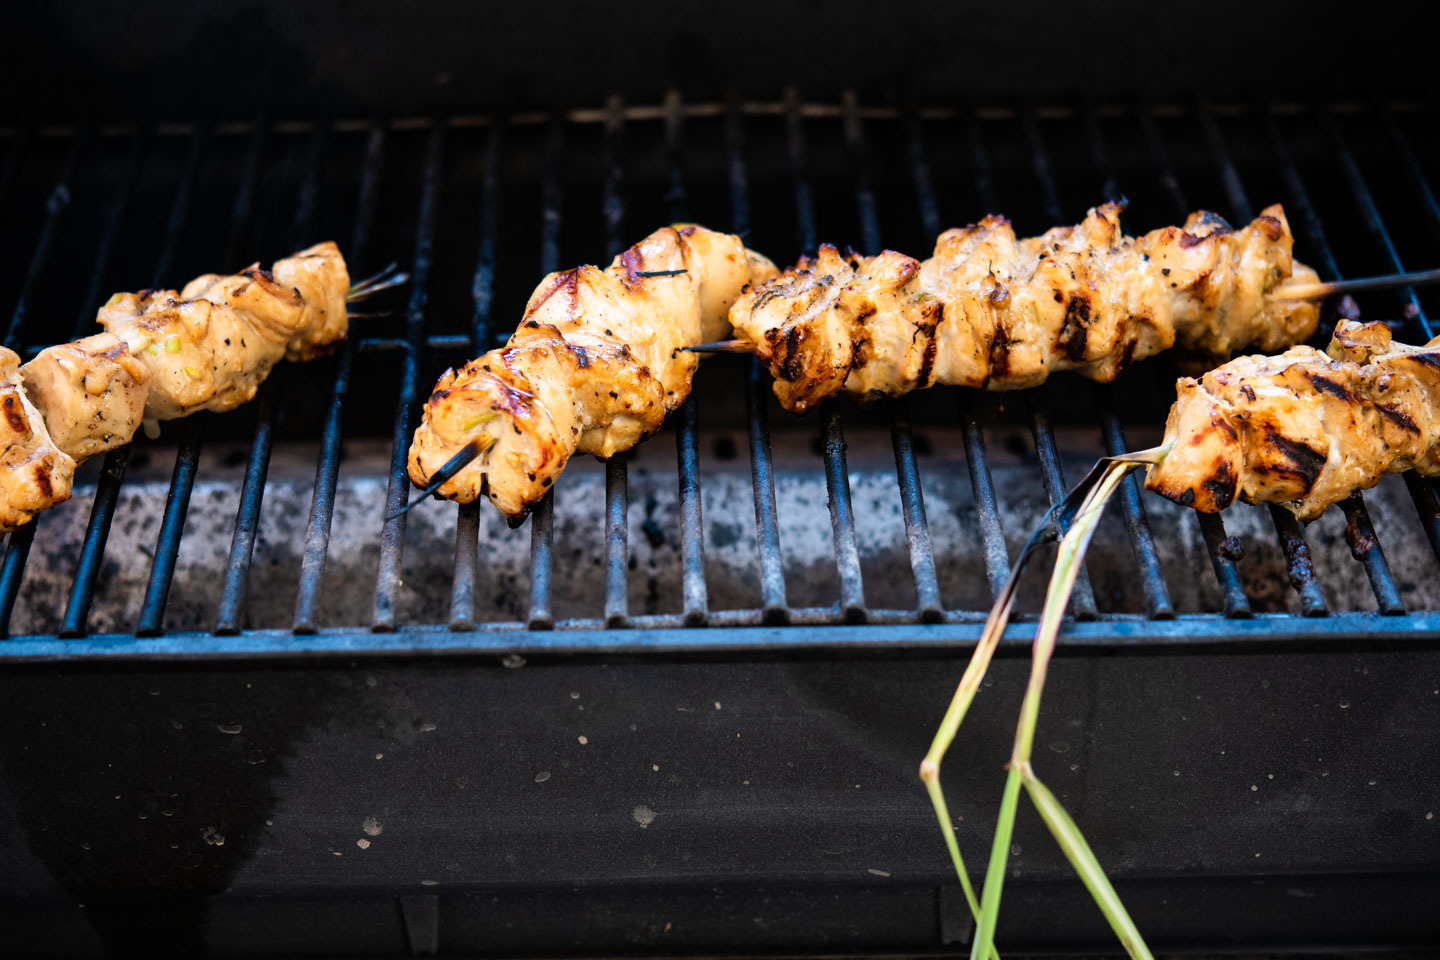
685, 339, 756, 354
348, 262, 411, 302
1268, 267, 1440, 301
386, 434, 496, 521
688, 268, 1440, 356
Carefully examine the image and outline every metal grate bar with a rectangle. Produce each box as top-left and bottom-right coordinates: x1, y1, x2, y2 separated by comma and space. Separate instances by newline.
1097, 391, 1175, 618
1027, 395, 1098, 618
843, 93, 942, 619
1026, 111, 1173, 619
821, 404, 867, 622
293, 122, 385, 633
1264, 110, 1407, 613
601, 97, 631, 629
666, 92, 709, 625
787, 89, 866, 621
134, 123, 269, 636
372, 119, 446, 631
959, 396, 1011, 603
728, 96, 788, 624
969, 110, 1098, 618
1195, 103, 1330, 617
215, 126, 328, 633
61, 127, 212, 636
448, 120, 505, 631
213, 386, 277, 632
133, 418, 205, 635
525, 115, 565, 631
1135, 109, 1253, 616
906, 114, 1012, 602
1320, 107, 1433, 340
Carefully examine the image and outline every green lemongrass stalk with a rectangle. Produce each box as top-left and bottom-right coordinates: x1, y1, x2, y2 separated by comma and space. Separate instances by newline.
921, 446, 1170, 945
969, 459, 1156, 960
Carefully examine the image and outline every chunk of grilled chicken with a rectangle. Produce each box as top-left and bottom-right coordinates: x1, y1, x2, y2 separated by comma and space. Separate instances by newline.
20, 332, 149, 461
729, 202, 1320, 413
0, 348, 75, 532
408, 225, 777, 518
1146, 320, 1440, 521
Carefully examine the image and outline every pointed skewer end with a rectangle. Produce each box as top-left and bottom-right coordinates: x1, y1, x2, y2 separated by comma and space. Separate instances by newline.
384, 436, 490, 522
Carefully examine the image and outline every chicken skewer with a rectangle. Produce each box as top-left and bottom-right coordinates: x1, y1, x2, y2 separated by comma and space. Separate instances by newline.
403, 225, 776, 521
0, 244, 388, 532
925, 317, 1440, 957
690, 203, 1439, 413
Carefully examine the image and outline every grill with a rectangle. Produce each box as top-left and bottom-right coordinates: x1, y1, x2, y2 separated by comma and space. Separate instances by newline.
3, 88, 1440, 954
3, 97, 1440, 654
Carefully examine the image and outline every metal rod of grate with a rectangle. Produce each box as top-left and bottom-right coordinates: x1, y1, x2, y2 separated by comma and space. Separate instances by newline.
964, 109, 1101, 619
0, 100, 1438, 649
293, 121, 385, 633
215, 123, 327, 634
729, 96, 790, 625
667, 92, 712, 627
448, 116, 504, 632
1021, 109, 1175, 620
1133, 108, 1253, 618
373, 119, 446, 632
786, 88, 868, 623
842, 92, 944, 623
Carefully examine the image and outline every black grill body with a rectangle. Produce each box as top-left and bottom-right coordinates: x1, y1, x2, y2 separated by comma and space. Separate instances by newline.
2, 3, 1439, 954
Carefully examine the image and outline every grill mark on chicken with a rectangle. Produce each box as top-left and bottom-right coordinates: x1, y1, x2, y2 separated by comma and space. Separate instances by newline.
1376, 403, 1420, 434
2, 394, 29, 435
1258, 429, 1327, 490
1202, 459, 1238, 509
1058, 294, 1091, 362
1306, 372, 1353, 403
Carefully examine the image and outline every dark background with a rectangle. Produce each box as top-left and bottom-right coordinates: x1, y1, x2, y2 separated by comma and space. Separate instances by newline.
7, 1, 1434, 120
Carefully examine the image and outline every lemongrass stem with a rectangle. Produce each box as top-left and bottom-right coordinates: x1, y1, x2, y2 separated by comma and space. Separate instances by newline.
1024, 775, 1155, 960
969, 461, 1151, 960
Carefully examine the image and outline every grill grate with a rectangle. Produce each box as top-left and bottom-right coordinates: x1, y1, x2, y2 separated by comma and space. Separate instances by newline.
1, 97, 1439, 658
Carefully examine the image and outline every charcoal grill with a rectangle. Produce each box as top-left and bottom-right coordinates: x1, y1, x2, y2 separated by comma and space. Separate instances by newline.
2, 8, 1440, 954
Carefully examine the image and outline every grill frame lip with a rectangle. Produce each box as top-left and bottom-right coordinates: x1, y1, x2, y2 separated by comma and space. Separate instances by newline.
3, 611, 1440, 664
2, 97, 1439, 652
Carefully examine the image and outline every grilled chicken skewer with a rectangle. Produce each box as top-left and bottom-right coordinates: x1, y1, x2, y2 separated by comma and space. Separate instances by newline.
707, 202, 1326, 412
405, 225, 777, 520
1147, 319, 1440, 520
0, 243, 359, 532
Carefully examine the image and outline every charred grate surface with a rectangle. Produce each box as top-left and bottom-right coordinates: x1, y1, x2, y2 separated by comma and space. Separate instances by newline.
0, 98, 1439, 659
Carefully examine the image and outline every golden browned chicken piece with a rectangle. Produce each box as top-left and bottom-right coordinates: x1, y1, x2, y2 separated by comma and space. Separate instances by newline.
1146, 320, 1440, 521
0, 243, 354, 529
408, 225, 777, 518
729, 202, 1320, 413
0, 347, 75, 532
20, 332, 149, 461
